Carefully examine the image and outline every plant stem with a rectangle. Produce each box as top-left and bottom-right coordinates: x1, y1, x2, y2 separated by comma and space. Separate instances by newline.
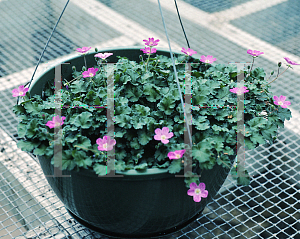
265, 67, 289, 86
248, 57, 255, 77
64, 75, 82, 86
84, 55, 87, 69
145, 53, 151, 72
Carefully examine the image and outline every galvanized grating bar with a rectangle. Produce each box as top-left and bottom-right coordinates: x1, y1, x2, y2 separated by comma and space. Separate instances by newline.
0, 0, 299, 238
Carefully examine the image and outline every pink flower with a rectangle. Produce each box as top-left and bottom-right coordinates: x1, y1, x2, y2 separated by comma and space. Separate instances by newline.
76, 47, 91, 53
46, 115, 66, 129
154, 127, 174, 144
283, 57, 300, 65
140, 47, 157, 54
200, 55, 216, 64
230, 86, 249, 95
273, 95, 291, 108
187, 182, 208, 202
143, 37, 160, 46
94, 52, 113, 59
82, 67, 99, 78
181, 47, 197, 56
12, 85, 29, 97
247, 49, 264, 57
168, 149, 186, 160
96, 136, 116, 151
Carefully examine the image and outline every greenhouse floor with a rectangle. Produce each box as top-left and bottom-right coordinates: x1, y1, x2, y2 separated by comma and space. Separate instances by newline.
0, 0, 299, 238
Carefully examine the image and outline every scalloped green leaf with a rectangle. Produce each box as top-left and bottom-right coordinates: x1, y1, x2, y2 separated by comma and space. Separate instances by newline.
24, 102, 43, 115
137, 129, 152, 145
93, 163, 107, 175
157, 95, 176, 115
114, 115, 132, 129
143, 84, 161, 102
17, 140, 40, 152
114, 160, 126, 171
17, 123, 27, 138
168, 159, 182, 174
33, 144, 48, 156
74, 112, 93, 129
70, 80, 87, 94
134, 162, 148, 170
26, 119, 39, 138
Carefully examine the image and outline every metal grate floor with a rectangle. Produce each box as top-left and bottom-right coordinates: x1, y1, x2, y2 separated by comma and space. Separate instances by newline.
0, 0, 299, 238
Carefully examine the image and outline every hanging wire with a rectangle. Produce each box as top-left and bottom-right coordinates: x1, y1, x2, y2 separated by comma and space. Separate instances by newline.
17, 0, 70, 104
174, 0, 190, 49
157, 0, 193, 149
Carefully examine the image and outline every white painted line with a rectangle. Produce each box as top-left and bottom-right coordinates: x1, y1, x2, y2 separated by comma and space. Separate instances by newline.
0, 128, 85, 238
72, 0, 182, 50
149, 0, 300, 76
1, 36, 136, 90
212, 0, 288, 22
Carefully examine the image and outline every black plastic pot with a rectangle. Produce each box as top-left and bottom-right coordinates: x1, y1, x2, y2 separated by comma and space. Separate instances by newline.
31, 47, 234, 238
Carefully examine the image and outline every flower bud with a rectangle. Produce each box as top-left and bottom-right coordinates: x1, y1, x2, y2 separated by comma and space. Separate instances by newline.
95, 48, 98, 52
270, 70, 274, 75
278, 62, 282, 67
72, 66, 76, 71
82, 66, 86, 71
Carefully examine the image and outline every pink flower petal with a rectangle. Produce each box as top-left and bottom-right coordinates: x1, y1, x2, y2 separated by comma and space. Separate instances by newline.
273, 95, 279, 101
279, 95, 286, 101
193, 195, 202, 202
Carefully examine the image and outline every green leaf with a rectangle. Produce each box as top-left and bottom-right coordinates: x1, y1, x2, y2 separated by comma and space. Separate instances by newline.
17, 123, 27, 138
114, 115, 132, 129
134, 162, 148, 170
192, 140, 212, 163
26, 119, 39, 138
70, 80, 87, 93
212, 125, 229, 133
193, 95, 208, 105
94, 96, 101, 106
72, 150, 92, 168
216, 87, 230, 100
93, 163, 107, 175
141, 72, 153, 83
136, 129, 151, 145
61, 159, 77, 171
115, 148, 127, 161
74, 136, 92, 149
85, 90, 96, 103
132, 104, 150, 116
17, 140, 40, 152
74, 112, 93, 129
251, 67, 266, 80
13, 105, 26, 115
154, 148, 168, 161
156, 161, 170, 168
130, 138, 140, 149
24, 102, 43, 115
125, 87, 143, 102
206, 80, 220, 89
157, 95, 176, 115
277, 107, 292, 121
168, 159, 182, 174
143, 84, 161, 102
261, 122, 278, 141
114, 160, 126, 171
194, 120, 210, 131
248, 117, 267, 129
33, 144, 47, 156
250, 132, 266, 145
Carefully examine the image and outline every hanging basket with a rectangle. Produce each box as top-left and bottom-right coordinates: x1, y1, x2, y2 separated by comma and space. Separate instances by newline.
29, 48, 235, 238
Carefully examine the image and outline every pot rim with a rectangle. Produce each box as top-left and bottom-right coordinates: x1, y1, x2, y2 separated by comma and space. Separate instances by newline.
28, 46, 184, 94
